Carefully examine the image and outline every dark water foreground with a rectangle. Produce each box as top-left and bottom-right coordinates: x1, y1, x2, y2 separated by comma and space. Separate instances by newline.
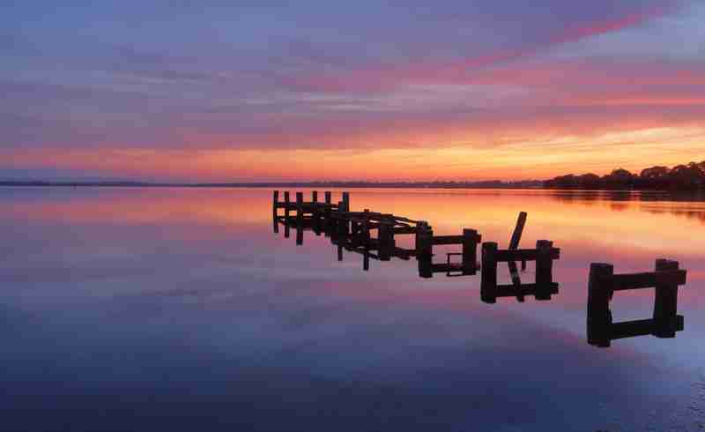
0, 187, 703, 431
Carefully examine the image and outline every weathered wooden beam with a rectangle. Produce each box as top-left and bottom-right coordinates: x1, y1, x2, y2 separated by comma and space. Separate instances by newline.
604, 269, 687, 291
494, 282, 559, 298
653, 259, 681, 338
462, 229, 480, 275
495, 248, 560, 262
481, 242, 498, 303
272, 190, 280, 234
535, 240, 555, 300
432, 235, 464, 245
587, 263, 614, 348
417, 225, 433, 278
342, 192, 350, 212
509, 211, 527, 250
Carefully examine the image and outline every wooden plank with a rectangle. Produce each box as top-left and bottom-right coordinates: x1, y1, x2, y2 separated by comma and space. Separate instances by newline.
610, 317, 683, 340
509, 211, 527, 250
494, 283, 559, 298
496, 248, 560, 262
432, 235, 464, 245
606, 270, 687, 291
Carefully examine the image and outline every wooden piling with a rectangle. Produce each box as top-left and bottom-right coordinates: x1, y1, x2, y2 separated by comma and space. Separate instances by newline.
312, 191, 318, 202
587, 263, 614, 348
509, 212, 528, 270
481, 242, 498, 303
284, 191, 290, 221
378, 223, 395, 261
296, 192, 304, 227
462, 229, 479, 275
653, 259, 680, 338
342, 192, 350, 212
296, 223, 304, 246
325, 191, 332, 204
272, 190, 279, 234
417, 225, 433, 278
535, 240, 554, 300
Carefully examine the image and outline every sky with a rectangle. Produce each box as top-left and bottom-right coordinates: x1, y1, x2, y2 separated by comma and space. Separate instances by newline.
1, 0, 704, 182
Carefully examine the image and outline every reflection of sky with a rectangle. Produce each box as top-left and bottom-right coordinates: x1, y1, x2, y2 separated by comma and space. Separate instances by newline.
1, 187, 704, 431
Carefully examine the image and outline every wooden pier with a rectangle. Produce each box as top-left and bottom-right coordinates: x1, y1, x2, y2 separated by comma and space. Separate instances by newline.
587, 259, 687, 348
272, 190, 692, 348
273, 190, 484, 276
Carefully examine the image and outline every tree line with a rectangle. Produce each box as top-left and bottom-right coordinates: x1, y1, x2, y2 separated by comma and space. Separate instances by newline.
544, 161, 705, 190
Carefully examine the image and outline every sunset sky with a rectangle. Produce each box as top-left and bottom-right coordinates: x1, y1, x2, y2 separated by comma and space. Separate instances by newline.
2, 0, 704, 182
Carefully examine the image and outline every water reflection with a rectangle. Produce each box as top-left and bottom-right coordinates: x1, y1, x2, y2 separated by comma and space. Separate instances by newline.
1, 187, 704, 430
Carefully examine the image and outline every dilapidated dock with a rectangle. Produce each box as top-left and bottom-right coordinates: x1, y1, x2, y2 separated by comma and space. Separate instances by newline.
272, 190, 690, 348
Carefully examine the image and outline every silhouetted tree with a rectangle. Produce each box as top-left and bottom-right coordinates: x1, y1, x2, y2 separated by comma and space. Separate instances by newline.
545, 161, 705, 190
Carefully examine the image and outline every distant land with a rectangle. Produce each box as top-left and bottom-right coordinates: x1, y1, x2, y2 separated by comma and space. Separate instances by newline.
545, 160, 705, 190
3, 160, 705, 191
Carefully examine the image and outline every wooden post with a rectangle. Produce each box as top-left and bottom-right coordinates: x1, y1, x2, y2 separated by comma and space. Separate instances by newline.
362, 216, 371, 271
587, 263, 614, 348
336, 202, 349, 238
284, 191, 291, 221
417, 225, 433, 278
296, 223, 303, 246
378, 223, 395, 261
462, 229, 478, 275
272, 190, 279, 234
296, 192, 304, 227
535, 240, 554, 300
653, 259, 680, 338
509, 212, 528, 270
415, 221, 429, 259
342, 192, 350, 212
481, 242, 498, 303
337, 244, 343, 261
325, 191, 332, 204
312, 191, 318, 202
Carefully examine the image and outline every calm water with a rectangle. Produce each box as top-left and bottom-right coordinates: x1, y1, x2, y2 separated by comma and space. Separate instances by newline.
1, 187, 704, 431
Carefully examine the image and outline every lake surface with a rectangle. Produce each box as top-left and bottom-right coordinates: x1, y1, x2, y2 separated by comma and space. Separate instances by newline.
1, 187, 704, 431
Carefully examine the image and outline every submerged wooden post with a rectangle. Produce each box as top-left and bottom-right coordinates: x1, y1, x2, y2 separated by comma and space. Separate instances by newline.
336, 201, 349, 238
325, 191, 332, 204
296, 223, 304, 246
342, 192, 350, 212
535, 240, 554, 300
587, 263, 614, 348
284, 191, 291, 221
296, 192, 304, 227
481, 242, 498, 303
462, 229, 479, 275
653, 259, 680, 338
312, 191, 318, 203
414, 221, 429, 258
378, 223, 395, 261
417, 225, 433, 278
272, 190, 279, 234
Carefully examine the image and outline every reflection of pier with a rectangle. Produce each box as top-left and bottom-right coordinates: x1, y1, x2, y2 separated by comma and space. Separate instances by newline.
587, 260, 687, 348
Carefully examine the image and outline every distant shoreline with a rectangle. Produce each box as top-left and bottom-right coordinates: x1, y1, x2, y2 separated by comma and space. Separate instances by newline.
0, 181, 543, 189
1, 181, 703, 193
